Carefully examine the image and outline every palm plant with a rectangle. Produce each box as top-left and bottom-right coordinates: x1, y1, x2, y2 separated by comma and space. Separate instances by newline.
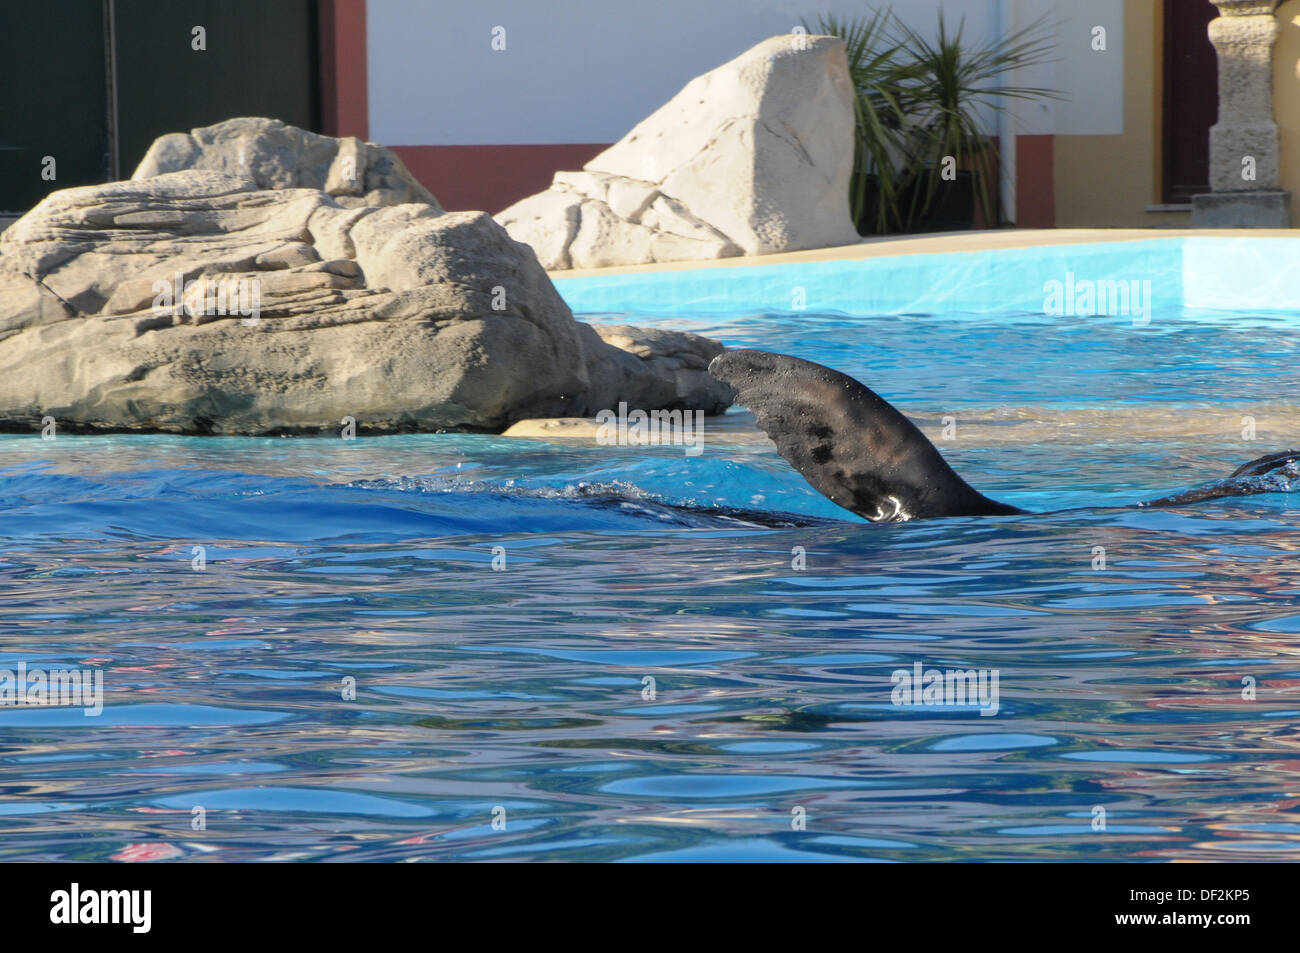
804, 11, 924, 234
812, 8, 1060, 233
891, 11, 1060, 230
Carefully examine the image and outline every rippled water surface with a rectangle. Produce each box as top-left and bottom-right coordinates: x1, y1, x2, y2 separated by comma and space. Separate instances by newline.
2, 310, 1299, 862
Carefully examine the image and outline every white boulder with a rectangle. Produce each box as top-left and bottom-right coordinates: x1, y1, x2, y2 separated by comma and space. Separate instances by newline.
497, 35, 860, 270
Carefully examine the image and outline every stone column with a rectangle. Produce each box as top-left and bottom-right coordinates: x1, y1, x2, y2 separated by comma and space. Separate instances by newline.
1192, 0, 1291, 226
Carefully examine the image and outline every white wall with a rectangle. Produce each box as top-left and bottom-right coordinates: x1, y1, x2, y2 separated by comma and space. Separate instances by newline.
1048, 0, 1125, 136
366, 0, 1124, 146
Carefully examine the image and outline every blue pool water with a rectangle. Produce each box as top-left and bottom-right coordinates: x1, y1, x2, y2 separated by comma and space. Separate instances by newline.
2, 309, 1299, 862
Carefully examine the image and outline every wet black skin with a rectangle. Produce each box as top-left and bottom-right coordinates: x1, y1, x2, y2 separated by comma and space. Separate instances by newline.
709, 349, 1296, 523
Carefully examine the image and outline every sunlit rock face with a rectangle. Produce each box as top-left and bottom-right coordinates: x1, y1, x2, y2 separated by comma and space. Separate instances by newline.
496, 35, 860, 270
133, 116, 442, 211
0, 170, 732, 435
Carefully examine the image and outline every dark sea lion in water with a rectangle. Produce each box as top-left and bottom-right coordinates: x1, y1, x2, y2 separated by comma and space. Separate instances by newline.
709, 349, 1299, 523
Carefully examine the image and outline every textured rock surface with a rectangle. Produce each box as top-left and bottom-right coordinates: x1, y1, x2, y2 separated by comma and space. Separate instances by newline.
497, 35, 859, 270
0, 170, 732, 434
592, 325, 729, 411
133, 117, 442, 210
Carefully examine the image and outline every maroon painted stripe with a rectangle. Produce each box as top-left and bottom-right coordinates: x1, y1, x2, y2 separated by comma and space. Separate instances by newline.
320, 0, 368, 140
1016, 135, 1055, 228
391, 143, 612, 214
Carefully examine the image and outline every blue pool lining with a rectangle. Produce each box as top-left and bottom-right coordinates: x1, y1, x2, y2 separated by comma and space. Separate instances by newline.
552, 237, 1300, 317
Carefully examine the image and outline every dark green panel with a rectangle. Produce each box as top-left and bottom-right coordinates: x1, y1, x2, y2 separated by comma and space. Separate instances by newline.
113, 0, 319, 175
0, 0, 109, 213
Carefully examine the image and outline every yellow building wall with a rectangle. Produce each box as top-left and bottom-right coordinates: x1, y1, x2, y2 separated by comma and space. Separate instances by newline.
1276, 0, 1300, 224
1055, 0, 1300, 228
1054, 1, 1174, 227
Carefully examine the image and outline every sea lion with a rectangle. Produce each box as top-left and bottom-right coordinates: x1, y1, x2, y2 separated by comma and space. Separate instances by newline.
709, 349, 1298, 522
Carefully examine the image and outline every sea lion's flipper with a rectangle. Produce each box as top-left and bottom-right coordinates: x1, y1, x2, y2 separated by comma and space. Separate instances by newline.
709, 349, 1024, 522
1229, 450, 1300, 479
1141, 450, 1300, 507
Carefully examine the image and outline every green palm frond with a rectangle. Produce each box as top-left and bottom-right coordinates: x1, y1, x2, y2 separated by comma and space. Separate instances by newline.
804, 10, 925, 234
890, 10, 1062, 229
809, 7, 1061, 234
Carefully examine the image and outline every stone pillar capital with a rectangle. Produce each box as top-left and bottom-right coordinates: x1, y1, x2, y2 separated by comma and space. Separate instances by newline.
1208, 1, 1280, 16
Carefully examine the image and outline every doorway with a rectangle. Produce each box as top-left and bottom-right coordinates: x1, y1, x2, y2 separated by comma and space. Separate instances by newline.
1162, 0, 1220, 205
0, 0, 320, 215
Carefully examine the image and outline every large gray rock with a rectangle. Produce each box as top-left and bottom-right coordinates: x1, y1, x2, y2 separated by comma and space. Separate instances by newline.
0, 170, 732, 434
133, 117, 442, 210
497, 34, 860, 270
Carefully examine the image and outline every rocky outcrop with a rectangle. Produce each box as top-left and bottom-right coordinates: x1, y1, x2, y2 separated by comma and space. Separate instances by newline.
496, 34, 860, 270
0, 170, 732, 434
591, 325, 728, 412
133, 117, 441, 210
